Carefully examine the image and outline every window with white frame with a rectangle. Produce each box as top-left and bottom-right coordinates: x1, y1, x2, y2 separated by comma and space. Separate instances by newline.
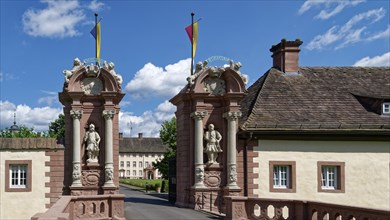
273, 165, 289, 188
120, 161, 124, 167
5, 160, 32, 192
269, 161, 296, 192
321, 166, 337, 189
126, 170, 130, 176
133, 170, 136, 176
383, 102, 390, 114
133, 161, 136, 167
317, 161, 345, 193
139, 161, 142, 168
127, 161, 130, 167
10, 164, 27, 188
145, 162, 149, 167
139, 170, 143, 176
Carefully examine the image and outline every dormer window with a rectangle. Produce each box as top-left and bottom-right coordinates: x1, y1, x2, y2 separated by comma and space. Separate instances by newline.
383, 102, 390, 114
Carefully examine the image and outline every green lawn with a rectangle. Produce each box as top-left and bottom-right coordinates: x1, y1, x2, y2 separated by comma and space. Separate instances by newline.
120, 179, 168, 192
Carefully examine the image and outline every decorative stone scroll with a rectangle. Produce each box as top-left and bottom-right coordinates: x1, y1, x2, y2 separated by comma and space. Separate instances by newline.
72, 164, 81, 182
81, 170, 101, 186
105, 167, 114, 182
195, 167, 204, 183
204, 170, 222, 187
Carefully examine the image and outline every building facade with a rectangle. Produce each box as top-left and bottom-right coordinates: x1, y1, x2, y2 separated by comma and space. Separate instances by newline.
238, 39, 390, 211
0, 138, 64, 220
171, 39, 390, 216
119, 133, 168, 179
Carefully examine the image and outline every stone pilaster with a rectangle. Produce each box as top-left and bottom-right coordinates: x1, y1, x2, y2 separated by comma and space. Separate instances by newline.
103, 110, 115, 187
191, 111, 208, 188
223, 111, 242, 189
70, 109, 83, 187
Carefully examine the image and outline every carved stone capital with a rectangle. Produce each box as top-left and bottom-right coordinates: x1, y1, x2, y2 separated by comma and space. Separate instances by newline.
223, 112, 242, 121
102, 110, 116, 120
191, 111, 208, 120
70, 110, 83, 120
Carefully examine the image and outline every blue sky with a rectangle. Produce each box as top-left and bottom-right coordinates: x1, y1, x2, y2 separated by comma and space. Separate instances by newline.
1, 0, 389, 137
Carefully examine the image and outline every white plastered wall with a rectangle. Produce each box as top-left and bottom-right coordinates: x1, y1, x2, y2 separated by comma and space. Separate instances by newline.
0, 151, 50, 220
253, 140, 390, 210
119, 153, 164, 178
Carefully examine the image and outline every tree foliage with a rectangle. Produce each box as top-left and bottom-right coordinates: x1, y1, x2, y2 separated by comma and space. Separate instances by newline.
153, 117, 176, 179
48, 114, 65, 138
0, 125, 48, 138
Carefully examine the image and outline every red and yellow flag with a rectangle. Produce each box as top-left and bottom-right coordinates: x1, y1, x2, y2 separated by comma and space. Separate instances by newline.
185, 21, 198, 58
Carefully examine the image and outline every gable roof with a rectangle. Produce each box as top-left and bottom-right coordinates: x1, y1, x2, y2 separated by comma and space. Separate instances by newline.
240, 67, 390, 132
119, 137, 168, 153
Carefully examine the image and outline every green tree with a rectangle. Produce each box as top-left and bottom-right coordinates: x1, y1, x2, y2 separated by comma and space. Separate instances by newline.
0, 125, 48, 138
153, 117, 176, 179
48, 114, 65, 138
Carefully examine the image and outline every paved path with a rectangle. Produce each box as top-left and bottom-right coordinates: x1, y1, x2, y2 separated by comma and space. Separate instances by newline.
120, 186, 221, 220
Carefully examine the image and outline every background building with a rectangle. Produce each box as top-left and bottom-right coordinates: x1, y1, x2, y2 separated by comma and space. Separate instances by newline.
119, 133, 168, 179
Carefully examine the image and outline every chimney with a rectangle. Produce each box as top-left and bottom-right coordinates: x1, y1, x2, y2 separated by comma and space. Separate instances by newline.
270, 39, 302, 73
119, 132, 123, 139
138, 133, 143, 139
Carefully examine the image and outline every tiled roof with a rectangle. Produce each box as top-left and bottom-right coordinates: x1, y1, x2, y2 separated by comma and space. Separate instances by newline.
0, 138, 64, 150
240, 67, 390, 131
119, 137, 168, 153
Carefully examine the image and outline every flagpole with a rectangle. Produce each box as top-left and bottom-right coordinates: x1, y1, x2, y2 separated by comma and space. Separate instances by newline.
94, 13, 98, 61
191, 12, 194, 76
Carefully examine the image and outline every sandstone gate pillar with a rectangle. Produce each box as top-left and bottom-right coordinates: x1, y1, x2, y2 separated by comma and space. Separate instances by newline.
170, 60, 247, 212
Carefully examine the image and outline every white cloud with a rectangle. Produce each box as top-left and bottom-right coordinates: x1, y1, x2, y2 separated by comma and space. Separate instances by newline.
87, 0, 105, 12
38, 91, 59, 106
306, 8, 386, 50
22, 0, 105, 38
125, 58, 190, 99
366, 25, 390, 41
118, 100, 175, 137
0, 100, 62, 132
299, 0, 365, 20
353, 52, 390, 67
23, 0, 85, 38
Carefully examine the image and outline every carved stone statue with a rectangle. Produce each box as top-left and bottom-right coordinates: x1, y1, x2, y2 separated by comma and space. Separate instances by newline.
204, 124, 223, 164
63, 58, 83, 83
187, 60, 208, 86
84, 124, 101, 163
105, 62, 123, 87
